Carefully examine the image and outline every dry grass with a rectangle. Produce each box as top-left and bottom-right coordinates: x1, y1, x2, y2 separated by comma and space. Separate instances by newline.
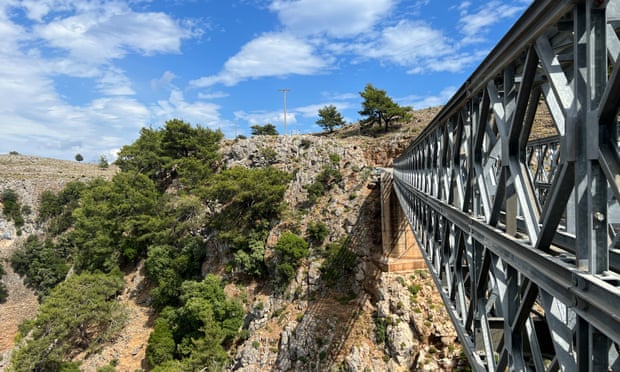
0, 153, 117, 182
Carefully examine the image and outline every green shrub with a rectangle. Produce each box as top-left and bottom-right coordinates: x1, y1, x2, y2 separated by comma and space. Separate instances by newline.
373, 313, 387, 344
98, 155, 109, 169
38, 181, 85, 234
11, 236, 70, 297
316, 165, 342, 186
408, 284, 422, 296
303, 164, 342, 206
1, 189, 24, 230
299, 139, 311, 149
146, 275, 244, 370
272, 232, 308, 292
275, 232, 309, 265
304, 182, 325, 205
147, 318, 176, 366
306, 221, 329, 246
9, 273, 126, 371
96, 365, 117, 372
260, 146, 278, 163
232, 233, 267, 277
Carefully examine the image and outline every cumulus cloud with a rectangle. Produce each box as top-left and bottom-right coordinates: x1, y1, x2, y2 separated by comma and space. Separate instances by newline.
190, 33, 330, 87
0, 1, 200, 160
151, 90, 232, 132
269, 0, 394, 37
34, 9, 190, 65
96, 67, 135, 95
400, 86, 458, 109
358, 20, 451, 65
458, 1, 526, 44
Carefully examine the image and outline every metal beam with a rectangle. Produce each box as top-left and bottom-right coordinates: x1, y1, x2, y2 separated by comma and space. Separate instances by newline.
392, 1, 620, 370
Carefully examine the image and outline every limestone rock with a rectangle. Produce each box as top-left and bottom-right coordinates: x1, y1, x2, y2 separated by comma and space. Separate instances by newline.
387, 319, 417, 366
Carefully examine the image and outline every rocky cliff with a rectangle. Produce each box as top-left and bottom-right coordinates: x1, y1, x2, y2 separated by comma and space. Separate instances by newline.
0, 108, 467, 371
215, 126, 465, 371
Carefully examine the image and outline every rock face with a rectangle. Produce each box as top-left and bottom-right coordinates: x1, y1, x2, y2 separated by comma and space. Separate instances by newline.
374, 272, 467, 371
224, 132, 467, 371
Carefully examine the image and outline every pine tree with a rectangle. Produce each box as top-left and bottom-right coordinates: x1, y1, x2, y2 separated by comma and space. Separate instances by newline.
316, 105, 346, 133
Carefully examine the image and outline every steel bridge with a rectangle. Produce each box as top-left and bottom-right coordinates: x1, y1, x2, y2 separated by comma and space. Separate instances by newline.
392, 0, 620, 370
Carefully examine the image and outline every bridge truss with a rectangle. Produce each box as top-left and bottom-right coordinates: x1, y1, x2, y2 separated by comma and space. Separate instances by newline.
392, 0, 620, 370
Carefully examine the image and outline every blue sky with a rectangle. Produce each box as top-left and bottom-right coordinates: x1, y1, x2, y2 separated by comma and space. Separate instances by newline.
0, 0, 531, 162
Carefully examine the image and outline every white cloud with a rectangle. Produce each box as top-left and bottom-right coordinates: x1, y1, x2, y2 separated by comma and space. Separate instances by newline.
458, 1, 526, 44
400, 86, 457, 109
295, 90, 358, 119
0, 94, 151, 160
234, 109, 297, 129
152, 89, 232, 131
269, 0, 394, 37
353, 20, 467, 73
0, 1, 200, 160
96, 67, 135, 95
321, 92, 359, 101
151, 71, 177, 91
34, 9, 190, 65
375, 20, 450, 62
19, 0, 81, 22
190, 33, 330, 87
295, 103, 329, 119
197, 91, 229, 100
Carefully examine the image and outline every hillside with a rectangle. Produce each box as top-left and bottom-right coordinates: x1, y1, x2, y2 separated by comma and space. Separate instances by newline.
0, 155, 117, 367
0, 109, 470, 371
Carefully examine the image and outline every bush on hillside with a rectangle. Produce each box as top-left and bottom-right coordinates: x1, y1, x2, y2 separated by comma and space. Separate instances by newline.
10, 272, 126, 371
11, 236, 70, 298
146, 275, 243, 370
272, 232, 308, 292
306, 221, 329, 246
1, 188, 24, 232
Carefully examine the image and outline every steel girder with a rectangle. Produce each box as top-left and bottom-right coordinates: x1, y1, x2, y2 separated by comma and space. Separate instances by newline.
392, 1, 620, 370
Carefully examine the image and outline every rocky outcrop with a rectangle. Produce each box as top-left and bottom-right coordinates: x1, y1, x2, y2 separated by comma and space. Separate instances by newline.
224, 130, 466, 371
375, 272, 467, 370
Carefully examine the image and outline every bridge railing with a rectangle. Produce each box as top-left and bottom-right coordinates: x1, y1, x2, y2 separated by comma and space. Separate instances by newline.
393, 0, 620, 370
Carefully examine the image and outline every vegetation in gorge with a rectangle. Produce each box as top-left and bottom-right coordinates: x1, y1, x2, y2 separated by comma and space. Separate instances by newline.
8, 118, 297, 370
1, 188, 26, 235
10, 272, 126, 372
146, 275, 243, 371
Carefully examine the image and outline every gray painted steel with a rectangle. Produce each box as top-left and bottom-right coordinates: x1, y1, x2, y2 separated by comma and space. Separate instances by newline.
392, 0, 620, 370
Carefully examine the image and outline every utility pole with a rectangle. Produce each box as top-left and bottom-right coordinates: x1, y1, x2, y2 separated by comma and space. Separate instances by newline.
278, 88, 290, 135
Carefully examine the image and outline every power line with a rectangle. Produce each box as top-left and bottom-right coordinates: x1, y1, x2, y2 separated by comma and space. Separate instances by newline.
278, 88, 290, 135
